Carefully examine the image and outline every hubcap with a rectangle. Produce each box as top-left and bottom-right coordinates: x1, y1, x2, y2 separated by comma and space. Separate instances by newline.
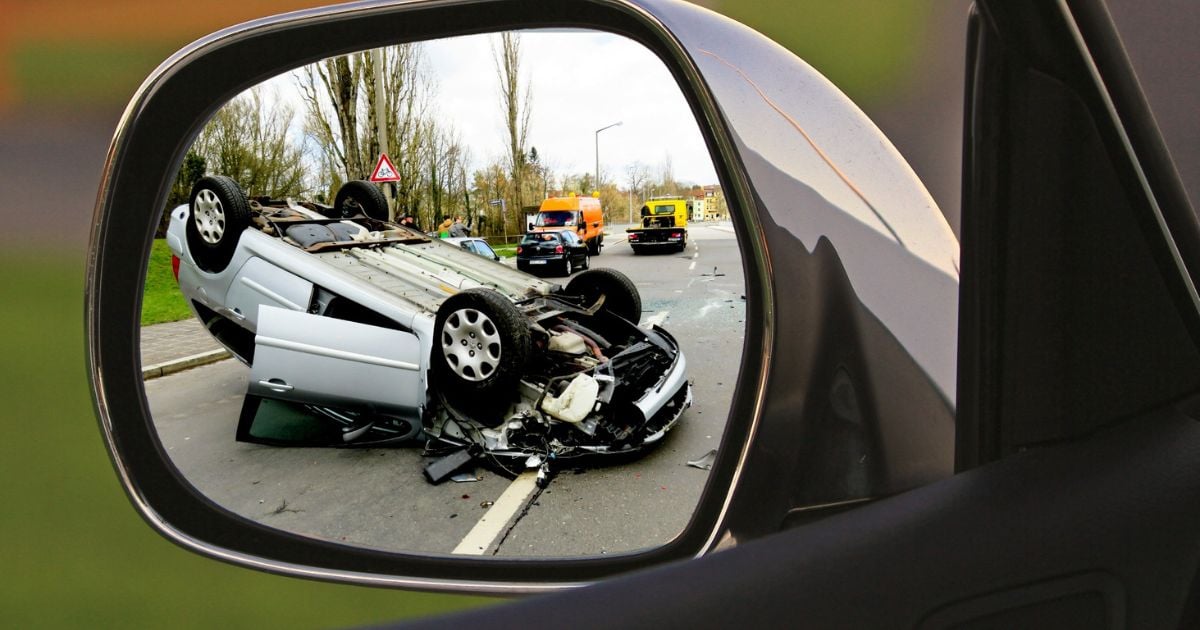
193, 189, 226, 245
441, 308, 501, 382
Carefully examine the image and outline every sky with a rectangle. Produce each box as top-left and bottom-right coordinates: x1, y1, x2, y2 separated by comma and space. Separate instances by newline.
257, 29, 719, 188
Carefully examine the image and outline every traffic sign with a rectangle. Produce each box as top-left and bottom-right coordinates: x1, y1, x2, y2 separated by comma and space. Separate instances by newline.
370, 153, 401, 182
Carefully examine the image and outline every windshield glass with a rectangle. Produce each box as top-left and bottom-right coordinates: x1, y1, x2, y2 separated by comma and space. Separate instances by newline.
535, 211, 577, 227
520, 233, 559, 245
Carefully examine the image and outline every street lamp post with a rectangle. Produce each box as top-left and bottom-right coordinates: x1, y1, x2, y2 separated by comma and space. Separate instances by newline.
594, 121, 622, 193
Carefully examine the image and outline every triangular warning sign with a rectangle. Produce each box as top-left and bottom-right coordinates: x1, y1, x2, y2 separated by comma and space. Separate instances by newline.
370, 153, 401, 182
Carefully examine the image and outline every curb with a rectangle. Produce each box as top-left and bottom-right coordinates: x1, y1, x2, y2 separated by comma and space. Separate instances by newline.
142, 349, 231, 380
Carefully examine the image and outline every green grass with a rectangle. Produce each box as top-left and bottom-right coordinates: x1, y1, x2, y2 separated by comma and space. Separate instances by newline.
141, 239, 194, 326
493, 244, 517, 258
0, 249, 492, 628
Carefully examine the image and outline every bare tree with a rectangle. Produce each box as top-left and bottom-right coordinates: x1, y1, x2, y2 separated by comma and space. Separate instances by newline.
625, 161, 651, 222
472, 159, 511, 237
297, 55, 365, 183
494, 32, 533, 231
297, 44, 433, 210
654, 153, 681, 197
192, 86, 308, 199
426, 123, 472, 223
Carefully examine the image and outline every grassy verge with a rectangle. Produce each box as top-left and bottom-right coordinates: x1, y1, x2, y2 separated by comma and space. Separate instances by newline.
141, 239, 194, 326
0, 249, 492, 627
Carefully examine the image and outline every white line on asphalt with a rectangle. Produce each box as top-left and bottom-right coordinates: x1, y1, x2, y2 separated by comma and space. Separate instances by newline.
689, 261, 697, 271
452, 471, 540, 555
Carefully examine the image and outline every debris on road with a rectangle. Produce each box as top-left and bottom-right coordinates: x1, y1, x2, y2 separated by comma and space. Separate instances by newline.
687, 449, 717, 470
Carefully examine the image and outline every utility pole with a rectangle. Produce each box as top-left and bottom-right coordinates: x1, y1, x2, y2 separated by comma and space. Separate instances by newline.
372, 47, 393, 220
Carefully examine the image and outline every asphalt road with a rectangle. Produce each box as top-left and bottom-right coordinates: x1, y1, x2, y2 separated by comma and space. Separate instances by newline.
145, 224, 745, 557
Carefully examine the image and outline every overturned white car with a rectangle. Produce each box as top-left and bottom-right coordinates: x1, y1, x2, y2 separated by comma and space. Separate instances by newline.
166, 176, 691, 484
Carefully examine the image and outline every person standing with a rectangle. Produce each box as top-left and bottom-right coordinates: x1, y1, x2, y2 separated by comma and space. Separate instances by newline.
449, 215, 470, 238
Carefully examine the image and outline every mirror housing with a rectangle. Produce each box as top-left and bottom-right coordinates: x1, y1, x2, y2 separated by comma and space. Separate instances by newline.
88, 0, 958, 592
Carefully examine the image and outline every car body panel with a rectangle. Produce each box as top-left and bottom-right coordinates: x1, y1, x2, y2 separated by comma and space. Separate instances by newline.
249, 305, 425, 420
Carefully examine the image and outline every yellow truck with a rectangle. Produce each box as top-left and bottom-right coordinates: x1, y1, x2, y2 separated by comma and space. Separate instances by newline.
626, 197, 689, 254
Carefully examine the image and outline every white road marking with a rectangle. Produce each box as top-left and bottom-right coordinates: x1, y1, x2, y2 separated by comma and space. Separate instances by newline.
689, 261, 697, 271
452, 471, 540, 555
642, 311, 670, 329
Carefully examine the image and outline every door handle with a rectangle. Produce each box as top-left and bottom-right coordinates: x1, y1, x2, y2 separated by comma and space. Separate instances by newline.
259, 378, 293, 393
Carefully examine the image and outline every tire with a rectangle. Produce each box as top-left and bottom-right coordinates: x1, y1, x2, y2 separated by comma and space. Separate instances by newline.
186, 175, 250, 273
582, 254, 590, 270
587, 238, 601, 256
564, 268, 642, 324
333, 180, 389, 220
563, 257, 574, 277
433, 289, 531, 418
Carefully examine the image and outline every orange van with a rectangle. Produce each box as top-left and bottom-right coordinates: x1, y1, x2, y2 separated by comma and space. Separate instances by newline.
529, 193, 605, 255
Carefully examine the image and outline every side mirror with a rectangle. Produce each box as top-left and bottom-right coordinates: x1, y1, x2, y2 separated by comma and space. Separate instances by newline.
88, 0, 957, 593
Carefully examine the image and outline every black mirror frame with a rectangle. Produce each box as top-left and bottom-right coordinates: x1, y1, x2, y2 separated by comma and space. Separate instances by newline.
86, 0, 773, 591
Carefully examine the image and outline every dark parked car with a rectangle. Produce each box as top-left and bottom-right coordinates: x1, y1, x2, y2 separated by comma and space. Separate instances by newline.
88, 0, 1200, 626
515, 230, 589, 277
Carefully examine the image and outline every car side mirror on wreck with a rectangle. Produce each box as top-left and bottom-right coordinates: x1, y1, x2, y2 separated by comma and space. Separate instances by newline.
87, 0, 958, 592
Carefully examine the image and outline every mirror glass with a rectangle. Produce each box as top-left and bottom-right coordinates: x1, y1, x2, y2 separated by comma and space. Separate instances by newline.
141, 29, 744, 557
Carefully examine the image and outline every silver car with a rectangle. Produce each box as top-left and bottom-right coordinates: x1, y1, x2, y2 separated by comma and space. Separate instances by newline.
167, 176, 690, 483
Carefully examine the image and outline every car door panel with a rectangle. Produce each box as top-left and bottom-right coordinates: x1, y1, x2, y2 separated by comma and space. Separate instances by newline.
224, 256, 314, 331
249, 305, 423, 419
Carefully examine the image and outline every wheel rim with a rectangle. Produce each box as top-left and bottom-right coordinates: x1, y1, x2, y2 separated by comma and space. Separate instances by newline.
440, 308, 502, 382
193, 189, 226, 244
566, 259, 573, 275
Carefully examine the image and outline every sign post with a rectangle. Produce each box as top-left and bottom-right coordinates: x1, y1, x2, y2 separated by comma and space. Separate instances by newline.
370, 154, 402, 222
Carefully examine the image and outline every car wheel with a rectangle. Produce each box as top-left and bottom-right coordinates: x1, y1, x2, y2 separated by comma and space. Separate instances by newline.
433, 288, 531, 417
564, 268, 642, 324
186, 175, 250, 273
582, 254, 590, 270
563, 257, 573, 277
333, 180, 389, 220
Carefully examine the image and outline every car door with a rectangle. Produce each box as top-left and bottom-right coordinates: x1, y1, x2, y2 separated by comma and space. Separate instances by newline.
248, 305, 425, 421
222, 255, 315, 332
561, 231, 587, 266
401, 0, 1200, 626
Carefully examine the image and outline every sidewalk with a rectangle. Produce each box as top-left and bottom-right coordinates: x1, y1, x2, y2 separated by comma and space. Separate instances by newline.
140, 318, 230, 380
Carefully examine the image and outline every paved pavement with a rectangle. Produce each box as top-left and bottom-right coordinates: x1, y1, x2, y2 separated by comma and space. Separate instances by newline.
140, 318, 229, 379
